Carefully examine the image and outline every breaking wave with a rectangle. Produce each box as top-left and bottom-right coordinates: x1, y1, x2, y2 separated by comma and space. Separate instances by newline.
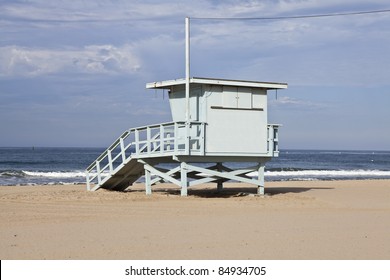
267, 169, 390, 177
22, 171, 85, 178
263, 169, 390, 180
0, 170, 85, 178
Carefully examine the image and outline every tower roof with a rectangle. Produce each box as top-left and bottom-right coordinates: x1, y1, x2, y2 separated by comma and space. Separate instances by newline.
146, 77, 288, 90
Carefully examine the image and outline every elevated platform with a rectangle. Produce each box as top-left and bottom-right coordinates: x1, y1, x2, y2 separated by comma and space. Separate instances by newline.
86, 76, 286, 195
86, 121, 280, 194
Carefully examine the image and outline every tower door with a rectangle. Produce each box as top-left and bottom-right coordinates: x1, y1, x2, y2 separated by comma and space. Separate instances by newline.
222, 86, 252, 109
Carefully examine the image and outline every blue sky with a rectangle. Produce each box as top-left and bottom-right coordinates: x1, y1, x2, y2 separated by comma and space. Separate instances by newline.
1, 0, 390, 150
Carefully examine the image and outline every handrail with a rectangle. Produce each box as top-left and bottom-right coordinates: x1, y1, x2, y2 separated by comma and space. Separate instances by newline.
86, 121, 206, 190
267, 124, 280, 156
86, 130, 130, 171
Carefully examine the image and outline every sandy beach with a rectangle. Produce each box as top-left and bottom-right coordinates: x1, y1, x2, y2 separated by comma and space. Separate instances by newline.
1, 180, 389, 260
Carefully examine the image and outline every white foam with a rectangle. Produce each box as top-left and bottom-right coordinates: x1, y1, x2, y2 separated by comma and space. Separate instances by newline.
22, 171, 86, 178
21, 169, 390, 180
265, 169, 390, 177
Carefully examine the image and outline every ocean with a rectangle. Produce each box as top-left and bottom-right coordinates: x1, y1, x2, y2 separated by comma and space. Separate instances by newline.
0, 147, 390, 186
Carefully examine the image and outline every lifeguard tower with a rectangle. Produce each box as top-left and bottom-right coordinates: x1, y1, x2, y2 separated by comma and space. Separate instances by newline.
86, 77, 287, 195
86, 18, 287, 196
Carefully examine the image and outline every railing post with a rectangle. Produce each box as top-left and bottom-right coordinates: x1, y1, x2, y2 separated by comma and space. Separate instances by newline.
185, 122, 190, 155
273, 125, 279, 156
135, 129, 139, 155
120, 137, 126, 162
107, 149, 113, 173
268, 125, 274, 156
96, 161, 102, 185
160, 124, 164, 154
174, 122, 178, 153
166, 124, 171, 152
201, 123, 205, 155
147, 126, 151, 154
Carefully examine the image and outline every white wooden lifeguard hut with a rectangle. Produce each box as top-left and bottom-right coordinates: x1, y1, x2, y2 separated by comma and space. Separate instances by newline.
86, 18, 287, 196
86, 77, 287, 195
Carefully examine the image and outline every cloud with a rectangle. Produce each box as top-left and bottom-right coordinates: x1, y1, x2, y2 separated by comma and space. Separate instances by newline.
1, 0, 390, 148
2, 0, 389, 24
0, 0, 209, 23
0, 45, 141, 77
269, 96, 329, 110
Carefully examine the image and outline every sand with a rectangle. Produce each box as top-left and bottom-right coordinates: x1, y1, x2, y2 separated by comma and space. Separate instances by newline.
0, 180, 389, 260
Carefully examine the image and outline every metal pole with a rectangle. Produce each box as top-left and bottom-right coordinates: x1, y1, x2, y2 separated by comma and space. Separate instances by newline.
185, 17, 190, 123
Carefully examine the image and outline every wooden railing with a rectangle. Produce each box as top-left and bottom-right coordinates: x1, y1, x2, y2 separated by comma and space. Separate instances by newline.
267, 124, 280, 157
86, 121, 206, 190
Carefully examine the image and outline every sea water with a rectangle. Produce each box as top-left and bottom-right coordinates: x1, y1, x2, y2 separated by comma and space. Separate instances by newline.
0, 147, 103, 186
0, 147, 390, 186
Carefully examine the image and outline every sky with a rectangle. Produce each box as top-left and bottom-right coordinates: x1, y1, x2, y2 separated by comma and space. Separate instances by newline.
1, 0, 390, 150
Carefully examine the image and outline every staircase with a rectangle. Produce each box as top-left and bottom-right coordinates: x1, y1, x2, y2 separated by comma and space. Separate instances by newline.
86, 121, 206, 191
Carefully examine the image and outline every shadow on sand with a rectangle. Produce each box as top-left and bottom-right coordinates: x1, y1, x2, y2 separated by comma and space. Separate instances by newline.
127, 186, 334, 198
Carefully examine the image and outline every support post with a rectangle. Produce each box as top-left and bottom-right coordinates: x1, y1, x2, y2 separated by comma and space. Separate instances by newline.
145, 165, 152, 195
257, 162, 265, 195
180, 162, 188, 196
217, 163, 223, 192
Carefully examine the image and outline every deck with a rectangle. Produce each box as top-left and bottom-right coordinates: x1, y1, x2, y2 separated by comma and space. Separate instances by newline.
86, 122, 279, 193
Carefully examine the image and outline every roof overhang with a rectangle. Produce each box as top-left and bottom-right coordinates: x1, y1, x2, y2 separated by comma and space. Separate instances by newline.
146, 77, 288, 90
